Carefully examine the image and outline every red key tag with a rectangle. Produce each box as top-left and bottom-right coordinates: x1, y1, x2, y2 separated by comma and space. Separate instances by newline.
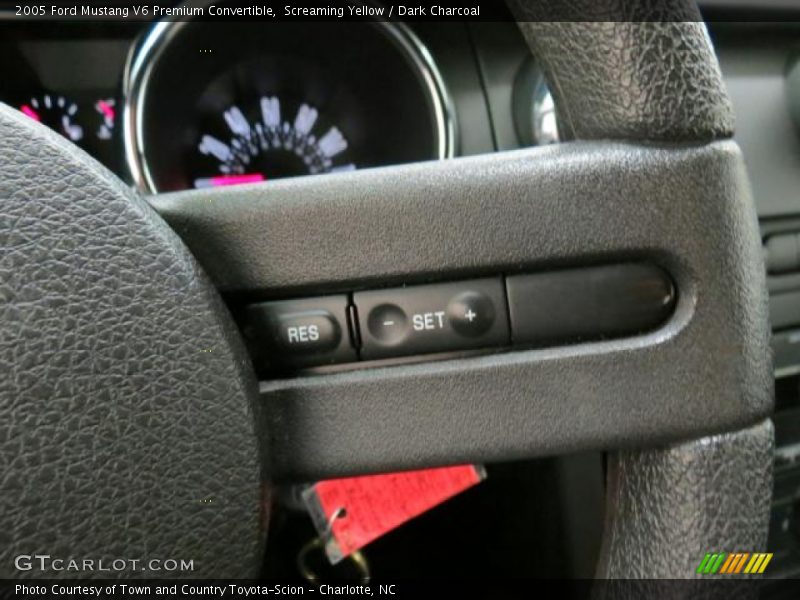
303, 464, 486, 564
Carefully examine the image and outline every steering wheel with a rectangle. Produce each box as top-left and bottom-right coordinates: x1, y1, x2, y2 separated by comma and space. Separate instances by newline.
1, 1, 773, 580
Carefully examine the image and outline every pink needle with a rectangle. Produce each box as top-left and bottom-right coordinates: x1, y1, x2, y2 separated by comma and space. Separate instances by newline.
97, 100, 115, 121
20, 105, 40, 122
194, 173, 265, 188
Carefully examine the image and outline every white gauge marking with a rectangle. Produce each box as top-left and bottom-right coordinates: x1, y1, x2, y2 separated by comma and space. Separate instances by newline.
197, 97, 355, 185
224, 106, 251, 137
57, 96, 65, 108
261, 96, 281, 128
69, 103, 78, 116
318, 127, 347, 158
31, 97, 39, 108
198, 135, 233, 162
61, 116, 83, 141
44, 95, 52, 109
293, 104, 318, 136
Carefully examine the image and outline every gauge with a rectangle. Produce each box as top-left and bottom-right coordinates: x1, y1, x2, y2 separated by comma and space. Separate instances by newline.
20, 94, 83, 142
123, 13, 455, 193
14, 93, 120, 171
192, 97, 355, 189
0, 23, 130, 173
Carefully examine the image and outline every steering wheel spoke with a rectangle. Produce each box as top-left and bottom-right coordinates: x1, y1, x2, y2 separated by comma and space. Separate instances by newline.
152, 139, 771, 481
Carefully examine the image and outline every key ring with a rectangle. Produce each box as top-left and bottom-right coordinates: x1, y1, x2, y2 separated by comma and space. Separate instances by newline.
296, 507, 371, 582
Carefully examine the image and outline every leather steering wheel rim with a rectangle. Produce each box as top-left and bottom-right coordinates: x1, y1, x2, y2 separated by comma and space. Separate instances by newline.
506, 1, 774, 578
0, 105, 265, 578
0, 0, 773, 581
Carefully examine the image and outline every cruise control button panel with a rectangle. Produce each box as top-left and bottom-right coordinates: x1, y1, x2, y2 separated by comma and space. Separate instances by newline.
242, 264, 676, 374
246, 295, 356, 369
354, 278, 509, 360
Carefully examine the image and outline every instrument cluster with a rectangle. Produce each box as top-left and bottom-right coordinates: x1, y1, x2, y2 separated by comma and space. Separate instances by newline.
0, 12, 557, 196
0, 12, 456, 195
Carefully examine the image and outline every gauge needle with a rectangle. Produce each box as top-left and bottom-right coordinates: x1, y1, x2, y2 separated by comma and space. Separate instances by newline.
193, 173, 265, 188
97, 100, 115, 121
20, 105, 40, 121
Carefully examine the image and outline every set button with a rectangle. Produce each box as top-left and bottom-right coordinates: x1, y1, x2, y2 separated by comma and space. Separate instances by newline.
354, 278, 509, 360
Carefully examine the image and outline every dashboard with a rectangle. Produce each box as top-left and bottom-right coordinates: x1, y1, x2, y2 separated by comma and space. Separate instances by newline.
0, 17, 561, 195
1, 17, 796, 213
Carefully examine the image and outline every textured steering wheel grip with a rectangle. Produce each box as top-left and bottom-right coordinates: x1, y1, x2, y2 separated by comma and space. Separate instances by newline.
598, 420, 774, 579
0, 103, 265, 578
507, 0, 773, 579
509, 0, 735, 141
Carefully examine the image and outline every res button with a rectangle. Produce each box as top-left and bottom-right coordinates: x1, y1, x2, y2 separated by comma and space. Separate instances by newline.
246, 295, 356, 370
276, 311, 339, 352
